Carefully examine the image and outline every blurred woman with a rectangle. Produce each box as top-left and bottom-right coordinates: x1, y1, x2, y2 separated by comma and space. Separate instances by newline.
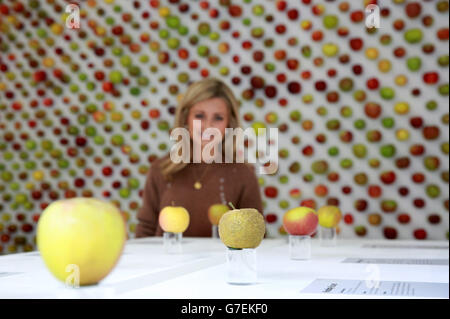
135, 78, 263, 237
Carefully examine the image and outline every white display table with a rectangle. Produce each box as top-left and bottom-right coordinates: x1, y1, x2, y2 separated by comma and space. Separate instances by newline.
0, 237, 448, 299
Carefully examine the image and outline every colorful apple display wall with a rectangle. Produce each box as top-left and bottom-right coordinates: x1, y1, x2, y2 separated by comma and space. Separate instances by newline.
0, 0, 449, 254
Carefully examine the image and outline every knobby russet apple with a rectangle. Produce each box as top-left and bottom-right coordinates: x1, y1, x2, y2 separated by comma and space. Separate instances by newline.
218, 207, 265, 249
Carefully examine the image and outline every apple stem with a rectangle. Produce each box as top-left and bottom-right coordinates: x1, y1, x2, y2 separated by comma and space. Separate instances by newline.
228, 202, 236, 210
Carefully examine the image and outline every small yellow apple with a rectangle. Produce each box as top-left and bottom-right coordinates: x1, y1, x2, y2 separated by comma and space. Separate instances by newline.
159, 206, 190, 233
208, 204, 230, 225
317, 205, 342, 228
37, 197, 127, 286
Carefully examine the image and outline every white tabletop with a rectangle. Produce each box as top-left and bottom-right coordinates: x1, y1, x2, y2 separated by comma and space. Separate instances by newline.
0, 237, 448, 299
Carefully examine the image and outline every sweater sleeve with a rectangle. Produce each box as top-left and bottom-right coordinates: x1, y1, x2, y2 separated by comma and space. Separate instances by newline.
236, 164, 264, 215
135, 163, 162, 238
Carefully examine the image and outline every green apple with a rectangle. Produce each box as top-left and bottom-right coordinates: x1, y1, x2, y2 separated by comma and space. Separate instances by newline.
323, 15, 339, 29
404, 28, 423, 43
109, 70, 122, 84
167, 37, 180, 50
406, 56, 421, 71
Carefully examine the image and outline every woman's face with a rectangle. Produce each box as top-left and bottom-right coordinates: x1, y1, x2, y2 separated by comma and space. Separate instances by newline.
187, 97, 230, 148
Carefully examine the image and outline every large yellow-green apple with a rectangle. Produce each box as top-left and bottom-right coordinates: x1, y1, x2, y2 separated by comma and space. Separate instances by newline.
159, 205, 190, 233
283, 206, 318, 236
208, 204, 230, 225
218, 208, 265, 249
37, 197, 127, 286
317, 205, 342, 228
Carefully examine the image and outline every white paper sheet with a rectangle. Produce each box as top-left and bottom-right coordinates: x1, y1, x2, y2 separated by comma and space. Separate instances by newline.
301, 278, 449, 298
362, 244, 449, 250
342, 258, 449, 265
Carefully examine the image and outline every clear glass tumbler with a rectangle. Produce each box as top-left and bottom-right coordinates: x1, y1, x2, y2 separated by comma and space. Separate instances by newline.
319, 226, 337, 247
226, 248, 257, 285
163, 231, 182, 254
211, 225, 219, 239
289, 235, 311, 260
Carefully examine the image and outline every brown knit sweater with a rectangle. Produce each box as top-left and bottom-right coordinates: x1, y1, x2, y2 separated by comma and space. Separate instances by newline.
135, 154, 264, 238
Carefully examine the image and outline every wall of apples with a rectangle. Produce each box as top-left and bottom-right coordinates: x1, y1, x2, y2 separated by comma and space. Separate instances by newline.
0, 0, 449, 254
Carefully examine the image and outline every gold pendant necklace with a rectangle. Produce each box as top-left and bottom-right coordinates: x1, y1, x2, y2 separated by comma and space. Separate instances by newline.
193, 165, 210, 190
194, 181, 202, 190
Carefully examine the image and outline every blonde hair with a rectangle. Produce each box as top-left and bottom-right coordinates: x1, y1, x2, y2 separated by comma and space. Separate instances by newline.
159, 77, 244, 181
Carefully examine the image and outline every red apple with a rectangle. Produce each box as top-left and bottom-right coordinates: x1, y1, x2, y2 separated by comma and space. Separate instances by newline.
283, 207, 318, 236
